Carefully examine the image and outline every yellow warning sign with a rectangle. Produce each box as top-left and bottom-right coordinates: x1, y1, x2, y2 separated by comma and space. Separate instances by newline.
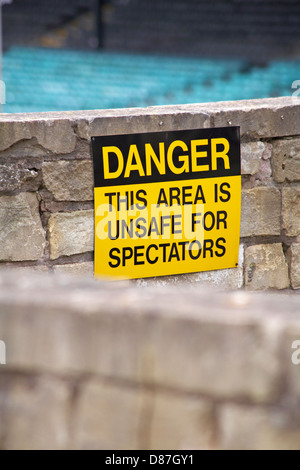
92, 127, 241, 280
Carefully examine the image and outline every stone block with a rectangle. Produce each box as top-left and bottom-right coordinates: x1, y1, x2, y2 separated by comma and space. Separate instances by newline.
287, 244, 300, 289
76, 105, 211, 140
0, 159, 42, 192
241, 187, 281, 237
0, 193, 45, 261
0, 375, 70, 450
282, 187, 300, 237
0, 118, 77, 153
72, 380, 142, 450
73, 381, 215, 450
241, 141, 269, 175
245, 244, 289, 290
272, 137, 300, 183
48, 210, 94, 260
149, 393, 215, 450
43, 160, 94, 201
211, 97, 300, 139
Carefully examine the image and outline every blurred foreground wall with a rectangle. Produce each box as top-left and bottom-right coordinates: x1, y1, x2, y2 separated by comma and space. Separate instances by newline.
1, 97, 300, 290
0, 270, 299, 450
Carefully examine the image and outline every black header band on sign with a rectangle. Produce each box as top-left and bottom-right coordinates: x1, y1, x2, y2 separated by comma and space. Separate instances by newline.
92, 127, 240, 188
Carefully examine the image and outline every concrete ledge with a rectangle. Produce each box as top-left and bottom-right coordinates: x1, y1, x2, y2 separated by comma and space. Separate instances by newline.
0, 97, 299, 145
0, 270, 299, 449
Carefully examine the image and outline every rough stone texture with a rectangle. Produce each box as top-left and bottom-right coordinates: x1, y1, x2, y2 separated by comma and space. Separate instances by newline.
0, 119, 77, 153
211, 97, 300, 139
0, 121, 31, 152
272, 137, 300, 183
42, 160, 94, 201
0, 270, 299, 449
245, 244, 290, 290
1, 97, 298, 149
282, 187, 300, 237
241, 187, 281, 237
2, 97, 294, 141
48, 210, 94, 260
0, 375, 70, 450
241, 141, 272, 188
0, 193, 45, 261
220, 405, 300, 450
287, 244, 300, 290
53, 262, 94, 277
76, 105, 211, 140
1, 99, 300, 288
0, 159, 42, 192
241, 141, 269, 175
137, 245, 244, 290
190, 244, 244, 289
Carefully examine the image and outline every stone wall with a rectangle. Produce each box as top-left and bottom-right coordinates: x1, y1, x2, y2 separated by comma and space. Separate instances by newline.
0, 270, 299, 450
1, 97, 300, 290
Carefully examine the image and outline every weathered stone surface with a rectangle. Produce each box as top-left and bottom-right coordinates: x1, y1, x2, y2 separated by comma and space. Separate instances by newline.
211, 97, 300, 139
53, 262, 94, 277
272, 137, 300, 183
241, 141, 272, 188
287, 244, 300, 289
48, 210, 94, 260
241, 187, 281, 237
245, 244, 289, 290
241, 141, 270, 175
77, 105, 211, 140
0, 121, 32, 152
0, 159, 42, 192
43, 160, 93, 201
188, 244, 244, 289
0, 119, 77, 153
220, 405, 300, 450
149, 393, 215, 450
72, 380, 142, 450
34, 120, 77, 154
0, 193, 45, 261
0, 375, 70, 450
137, 245, 244, 290
75, 97, 300, 139
282, 187, 300, 237
1, 98, 297, 148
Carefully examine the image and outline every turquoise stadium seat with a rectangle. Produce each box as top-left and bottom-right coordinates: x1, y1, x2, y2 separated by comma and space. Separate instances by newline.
2, 47, 300, 113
